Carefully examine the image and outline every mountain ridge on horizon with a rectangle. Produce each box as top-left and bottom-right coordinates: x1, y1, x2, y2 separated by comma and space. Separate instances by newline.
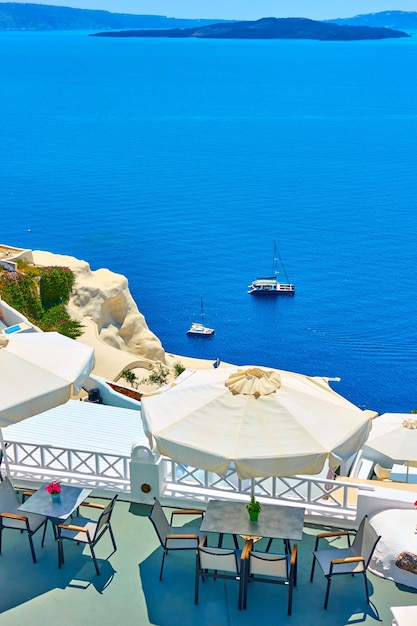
0, 3, 416, 32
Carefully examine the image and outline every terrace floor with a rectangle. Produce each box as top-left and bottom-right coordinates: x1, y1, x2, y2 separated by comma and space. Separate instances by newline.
1, 495, 416, 626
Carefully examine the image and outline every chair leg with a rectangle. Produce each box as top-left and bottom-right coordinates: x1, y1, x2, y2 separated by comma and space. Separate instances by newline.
238, 558, 246, 611
194, 562, 200, 604
363, 572, 370, 604
28, 532, 37, 564
58, 537, 64, 568
324, 575, 332, 609
108, 525, 117, 553
288, 580, 293, 616
90, 545, 100, 576
159, 549, 167, 580
41, 520, 48, 547
242, 572, 249, 610
310, 556, 316, 582
0, 522, 3, 556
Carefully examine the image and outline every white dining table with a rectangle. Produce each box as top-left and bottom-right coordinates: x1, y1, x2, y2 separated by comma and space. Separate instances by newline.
19, 483, 92, 524
200, 499, 305, 553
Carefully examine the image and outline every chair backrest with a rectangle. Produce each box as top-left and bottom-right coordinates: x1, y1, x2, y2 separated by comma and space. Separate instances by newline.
0, 476, 19, 512
352, 516, 381, 566
93, 495, 117, 540
249, 551, 290, 579
149, 498, 171, 545
198, 546, 239, 574
374, 463, 391, 480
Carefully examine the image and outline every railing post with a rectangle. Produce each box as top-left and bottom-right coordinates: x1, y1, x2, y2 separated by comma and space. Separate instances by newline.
129, 442, 159, 504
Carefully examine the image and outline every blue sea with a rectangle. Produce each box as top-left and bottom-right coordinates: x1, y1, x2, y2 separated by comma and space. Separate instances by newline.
1, 31, 416, 414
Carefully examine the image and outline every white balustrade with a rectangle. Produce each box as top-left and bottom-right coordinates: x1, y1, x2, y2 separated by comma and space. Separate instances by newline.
4, 441, 373, 523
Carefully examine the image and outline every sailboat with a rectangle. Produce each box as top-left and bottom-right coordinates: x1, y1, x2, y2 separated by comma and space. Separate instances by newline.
247, 240, 295, 295
187, 297, 215, 336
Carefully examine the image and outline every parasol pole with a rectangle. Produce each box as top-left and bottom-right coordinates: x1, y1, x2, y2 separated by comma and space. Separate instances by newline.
0, 428, 11, 479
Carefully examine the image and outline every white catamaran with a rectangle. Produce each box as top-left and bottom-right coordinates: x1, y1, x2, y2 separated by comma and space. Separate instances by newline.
248, 241, 295, 295
187, 297, 214, 336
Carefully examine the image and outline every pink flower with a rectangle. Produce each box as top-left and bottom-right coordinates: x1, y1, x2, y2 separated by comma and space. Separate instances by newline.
45, 480, 61, 494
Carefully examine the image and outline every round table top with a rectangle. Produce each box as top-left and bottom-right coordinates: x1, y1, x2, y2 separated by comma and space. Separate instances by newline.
369, 508, 417, 590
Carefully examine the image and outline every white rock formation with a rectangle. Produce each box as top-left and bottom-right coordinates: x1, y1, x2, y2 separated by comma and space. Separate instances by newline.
31, 250, 166, 363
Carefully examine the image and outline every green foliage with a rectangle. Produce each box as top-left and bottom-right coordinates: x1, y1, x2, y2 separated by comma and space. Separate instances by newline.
140, 362, 170, 387
39, 266, 75, 310
246, 497, 261, 514
173, 361, 186, 377
0, 272, 43, 320
16, 259, 41, 276
121, 368, 139, 389
0, 266, 83, 340
38, 305, 84, 339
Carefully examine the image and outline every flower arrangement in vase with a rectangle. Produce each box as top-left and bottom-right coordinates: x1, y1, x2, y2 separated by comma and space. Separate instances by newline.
246, 496, 261, 522
45, 480, 61, 502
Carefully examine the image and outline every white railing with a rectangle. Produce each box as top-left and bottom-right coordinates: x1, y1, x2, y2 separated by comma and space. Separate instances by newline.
5, 441, 131, 491
158, 457, 373, 521
5, 441, 374, 524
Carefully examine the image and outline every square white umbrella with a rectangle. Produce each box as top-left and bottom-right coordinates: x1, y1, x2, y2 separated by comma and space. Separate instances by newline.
363, 412, 417, 480
0, 332, 95, 475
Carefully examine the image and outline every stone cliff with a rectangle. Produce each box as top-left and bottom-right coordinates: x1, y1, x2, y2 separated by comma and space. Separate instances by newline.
31, 250, 166, 364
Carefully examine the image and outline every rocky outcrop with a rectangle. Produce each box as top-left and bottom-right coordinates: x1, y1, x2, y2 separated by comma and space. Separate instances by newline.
31, 250, 166, 363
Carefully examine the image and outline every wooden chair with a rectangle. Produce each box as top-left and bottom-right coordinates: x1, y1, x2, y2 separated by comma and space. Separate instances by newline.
195, 535, 247, 609
149, 497, 204, 580
57, 495, 118, 575
242, 539, 297, 615
0, 477, 47, 563
310, 515, 381, 609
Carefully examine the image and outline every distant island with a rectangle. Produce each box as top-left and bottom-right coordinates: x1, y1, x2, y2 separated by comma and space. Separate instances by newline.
91, 17, 409, 41
0, 4, 414, 37
0, 2, 225, 31
326, 11, 417, 32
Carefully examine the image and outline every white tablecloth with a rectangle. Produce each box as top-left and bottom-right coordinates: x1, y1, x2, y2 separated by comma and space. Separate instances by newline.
369, 509, 417, 589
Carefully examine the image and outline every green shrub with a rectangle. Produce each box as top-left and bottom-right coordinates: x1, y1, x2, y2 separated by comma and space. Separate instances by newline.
140, 362, 170, 386
38, 304, 84, 339
40, 266, 75, 310
173, 361, 186, 377
0, 266, 83, 340
0, 273, 43, 320
121, 369, 139, 389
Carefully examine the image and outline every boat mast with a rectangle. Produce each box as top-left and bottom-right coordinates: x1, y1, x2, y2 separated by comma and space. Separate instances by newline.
200, 296, 205, 326
273, 239, 291, 284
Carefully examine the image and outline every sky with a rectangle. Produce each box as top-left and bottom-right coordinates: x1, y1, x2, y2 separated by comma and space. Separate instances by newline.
6, 1, 417, 21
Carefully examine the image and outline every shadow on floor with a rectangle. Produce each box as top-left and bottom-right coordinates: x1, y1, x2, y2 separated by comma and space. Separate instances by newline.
0, 523, 115, 614
139, 527, 382, 626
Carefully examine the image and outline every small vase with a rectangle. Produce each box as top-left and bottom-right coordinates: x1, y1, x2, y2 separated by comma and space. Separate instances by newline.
249, 511, 259, 522
51, 493, 61, 504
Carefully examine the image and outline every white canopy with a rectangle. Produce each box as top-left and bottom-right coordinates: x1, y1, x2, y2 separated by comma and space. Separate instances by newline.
363, 412, 417, 463
141, 366, 372, 479
0, 332, 95, 428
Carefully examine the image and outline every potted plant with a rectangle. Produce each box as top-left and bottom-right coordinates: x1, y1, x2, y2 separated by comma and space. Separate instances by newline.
45, 480, 61, 503
246, 496, 261, 522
